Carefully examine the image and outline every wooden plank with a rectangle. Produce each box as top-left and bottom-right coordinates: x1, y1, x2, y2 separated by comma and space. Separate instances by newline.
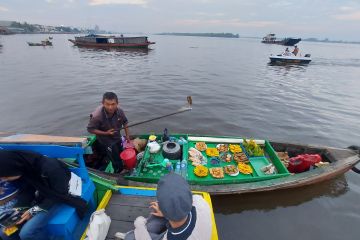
106, 205, 151, 222
106, 220, 133, 239
108, 194, 155, 206
105, 194, 155, 239
0, 134, 87, 146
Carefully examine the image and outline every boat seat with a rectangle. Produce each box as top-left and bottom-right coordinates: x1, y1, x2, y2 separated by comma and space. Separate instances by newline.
0, 144, 96, 240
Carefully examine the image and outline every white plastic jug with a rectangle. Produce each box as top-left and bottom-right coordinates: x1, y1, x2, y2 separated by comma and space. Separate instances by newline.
85, 209, 111, 240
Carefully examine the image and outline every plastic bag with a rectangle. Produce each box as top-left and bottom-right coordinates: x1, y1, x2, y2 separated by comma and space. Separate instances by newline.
85, 209, 111, 240
287, 154, 322, 173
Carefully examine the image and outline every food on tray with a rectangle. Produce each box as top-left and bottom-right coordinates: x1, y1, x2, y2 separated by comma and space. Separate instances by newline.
195, 142, 207, 151
276, 152, 289, 167
216, 144, 229, 152
238, 162, 253, 174
233, 152, 249, 163
206, 148, 219, 157
243, 139, 264, 157
188, 147, 207, 166
261, 164, 276, 175
220, 152, 232, 162
229, 144, 242, 153
210, 157, 220, 166
224, 165, 239, 176
209, 167, 224, 179
194, 165, 208, 177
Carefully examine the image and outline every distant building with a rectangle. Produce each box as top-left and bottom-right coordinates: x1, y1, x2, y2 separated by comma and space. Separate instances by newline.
6, 27, 25, 33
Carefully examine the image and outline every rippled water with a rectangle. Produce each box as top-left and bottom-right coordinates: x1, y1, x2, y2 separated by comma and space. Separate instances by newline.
1, 34, 360, 239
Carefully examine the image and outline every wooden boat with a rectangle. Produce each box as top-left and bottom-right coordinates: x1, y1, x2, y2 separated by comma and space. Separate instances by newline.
1, 133, 358, 195
262, 33, 301, 46
79, 186, 218, 240
269, 54, 312, 64
0, 140, 218, 239
27, 40, 52, 46
68, 34, 155, 48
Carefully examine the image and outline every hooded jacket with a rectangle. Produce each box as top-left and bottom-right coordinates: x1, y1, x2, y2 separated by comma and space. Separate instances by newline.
0, 150, 87, 218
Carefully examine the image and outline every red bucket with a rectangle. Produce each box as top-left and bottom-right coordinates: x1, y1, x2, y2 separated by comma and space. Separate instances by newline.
120, 148, 137, 169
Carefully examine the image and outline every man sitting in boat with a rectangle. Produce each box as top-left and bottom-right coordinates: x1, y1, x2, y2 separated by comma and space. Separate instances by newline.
87, 92, 131, 174
283, 47, 292, 56
292, 45, 299, 56
0, 150, 87, 240
115, 173, 212, 240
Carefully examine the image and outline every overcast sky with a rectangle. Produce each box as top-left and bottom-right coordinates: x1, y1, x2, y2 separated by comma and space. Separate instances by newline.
1, 0, 360, 40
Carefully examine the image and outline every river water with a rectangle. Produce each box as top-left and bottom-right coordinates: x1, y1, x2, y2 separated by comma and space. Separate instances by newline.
1, 34, 360, 239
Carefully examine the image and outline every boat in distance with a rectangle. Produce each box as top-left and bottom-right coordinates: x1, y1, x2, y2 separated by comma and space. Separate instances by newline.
68, 34, 155, 48
262, 33, 301, 46
269, 54, 312, 64
27, 39, 52, 46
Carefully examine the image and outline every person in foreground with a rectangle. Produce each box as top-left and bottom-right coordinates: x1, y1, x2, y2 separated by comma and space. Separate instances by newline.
0, 150, 87, 240
87, 92, 131, 173
115, 173, 212, 240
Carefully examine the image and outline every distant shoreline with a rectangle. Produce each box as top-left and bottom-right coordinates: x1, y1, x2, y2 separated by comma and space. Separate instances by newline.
156, 32, 239, 38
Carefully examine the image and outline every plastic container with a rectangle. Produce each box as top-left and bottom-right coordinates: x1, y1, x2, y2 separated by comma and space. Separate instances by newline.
181, 159, 187, 178
166, 161, 173, 172
287, 154, 322, 173
120, 148, 137, 169
175, 161, 181, 174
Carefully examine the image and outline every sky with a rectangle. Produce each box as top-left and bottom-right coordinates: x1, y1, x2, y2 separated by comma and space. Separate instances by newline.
0, 0, 360, 40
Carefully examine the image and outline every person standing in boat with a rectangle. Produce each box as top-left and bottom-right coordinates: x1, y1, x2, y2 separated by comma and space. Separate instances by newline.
87, 92, 131, 174
115, 173, 212, 240
0, 150, 87, 240
292, 45, 299, 56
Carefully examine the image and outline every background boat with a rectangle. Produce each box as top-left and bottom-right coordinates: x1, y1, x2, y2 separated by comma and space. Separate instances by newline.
262, 33, 301, 46
68, 34, 155, 48
269, 54, 312, 64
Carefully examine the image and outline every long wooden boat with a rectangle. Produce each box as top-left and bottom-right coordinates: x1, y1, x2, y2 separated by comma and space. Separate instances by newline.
27, 40, 52, 46
1, 133, 359, 195
68, 34, 155, 48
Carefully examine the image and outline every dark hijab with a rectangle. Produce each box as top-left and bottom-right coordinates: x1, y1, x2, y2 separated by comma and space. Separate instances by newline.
0, 150, 87, 218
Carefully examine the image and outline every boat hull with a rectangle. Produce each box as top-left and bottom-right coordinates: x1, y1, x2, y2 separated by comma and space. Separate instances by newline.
1, 133, 358, 195
68, 39, 154, 48
269, 55, 311, 64
89, 141, 359, 195
262, 38, 301, 46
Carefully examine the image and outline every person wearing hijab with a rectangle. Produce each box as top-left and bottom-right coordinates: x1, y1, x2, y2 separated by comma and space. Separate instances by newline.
0, 150, 87, 240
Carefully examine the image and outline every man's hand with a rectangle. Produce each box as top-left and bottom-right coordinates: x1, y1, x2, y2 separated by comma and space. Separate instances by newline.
106, 129, 116, 136
16, 211, 32, 225
149, 201, 164, 218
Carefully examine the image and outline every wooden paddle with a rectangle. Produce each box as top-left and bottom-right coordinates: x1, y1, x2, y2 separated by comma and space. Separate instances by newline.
119, 96, 192, 130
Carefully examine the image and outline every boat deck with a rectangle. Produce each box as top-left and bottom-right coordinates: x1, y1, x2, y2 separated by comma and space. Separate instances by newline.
105, 193, 156, 239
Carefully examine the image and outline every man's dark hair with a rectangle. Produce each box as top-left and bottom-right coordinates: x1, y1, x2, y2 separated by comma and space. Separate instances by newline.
102, 92, 118, 103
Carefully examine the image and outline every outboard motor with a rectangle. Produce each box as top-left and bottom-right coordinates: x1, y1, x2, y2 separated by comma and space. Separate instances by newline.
304, 54, 311, 58
348, 145, 360, 174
